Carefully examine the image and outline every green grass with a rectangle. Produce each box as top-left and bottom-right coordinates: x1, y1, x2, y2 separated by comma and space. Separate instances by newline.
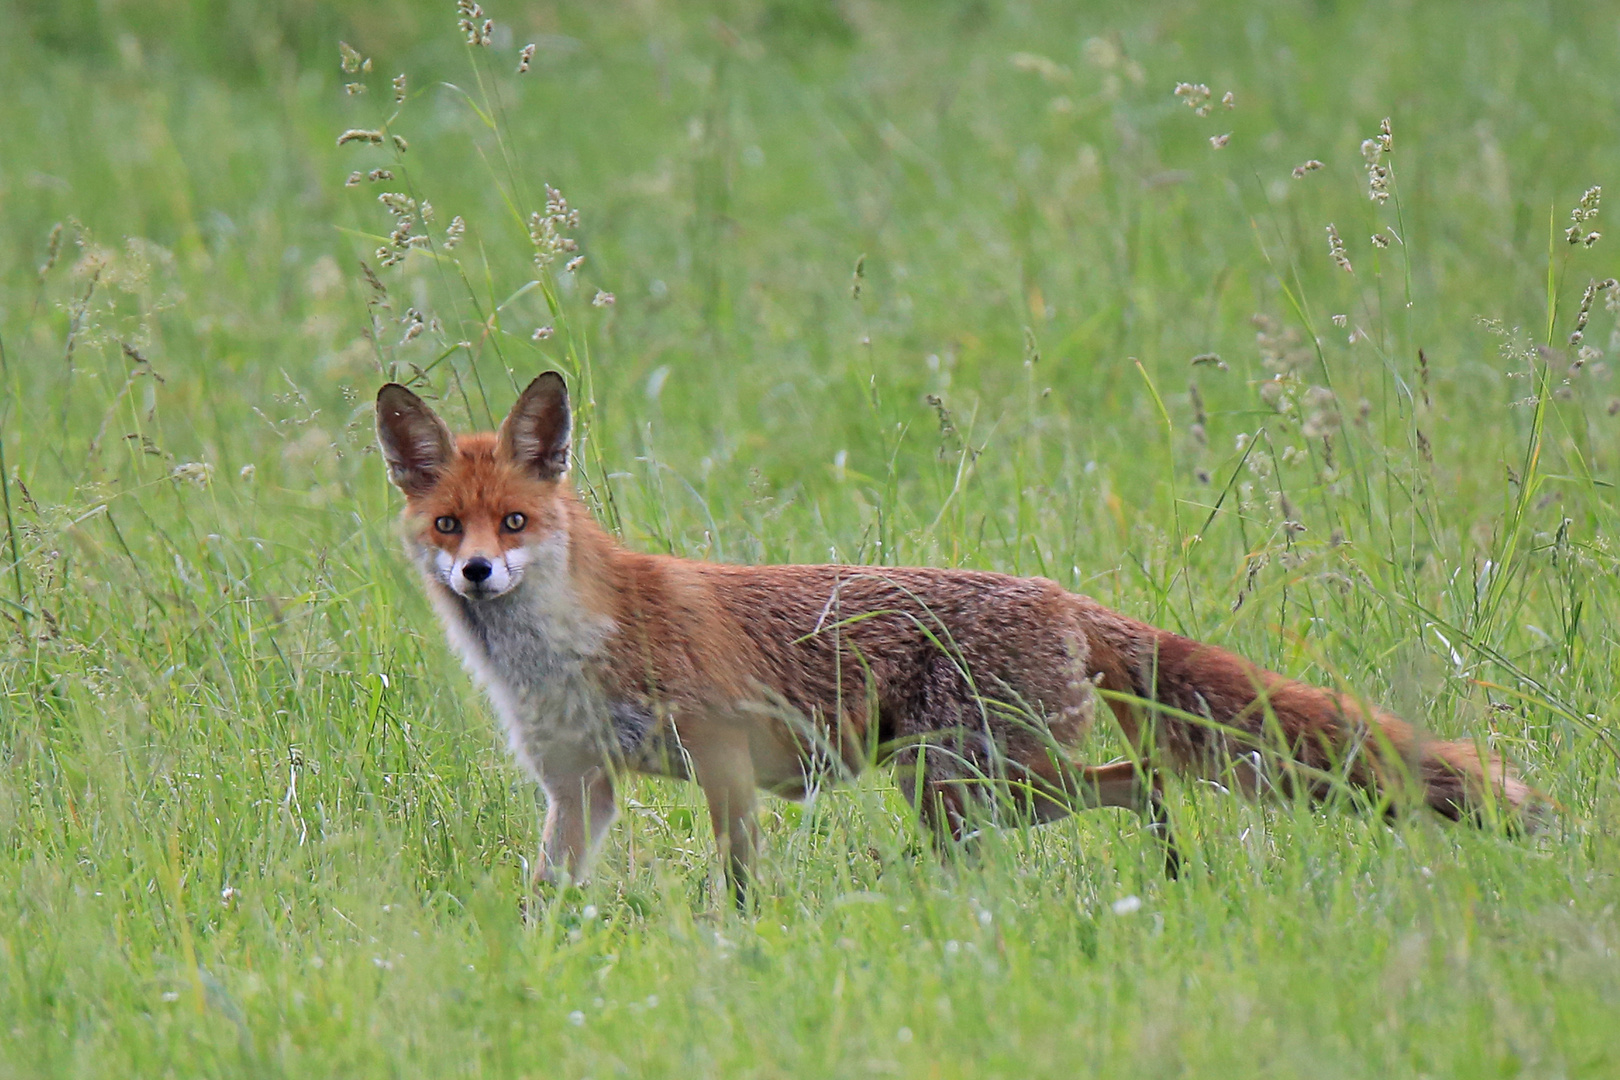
3, 0, 1619, 1075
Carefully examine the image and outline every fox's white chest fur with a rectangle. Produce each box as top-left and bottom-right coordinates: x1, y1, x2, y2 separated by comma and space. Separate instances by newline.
431, 570, 617, 778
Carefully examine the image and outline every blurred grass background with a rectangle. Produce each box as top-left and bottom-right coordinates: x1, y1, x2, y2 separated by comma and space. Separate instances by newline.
2, 0, 1619, 1076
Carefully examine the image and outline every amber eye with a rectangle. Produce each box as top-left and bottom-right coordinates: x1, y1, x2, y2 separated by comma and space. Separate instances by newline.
502, 512, 527, 533
434, 515, 461, 534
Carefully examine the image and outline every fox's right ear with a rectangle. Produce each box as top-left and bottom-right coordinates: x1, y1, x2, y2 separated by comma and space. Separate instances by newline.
376, 383, 456, 495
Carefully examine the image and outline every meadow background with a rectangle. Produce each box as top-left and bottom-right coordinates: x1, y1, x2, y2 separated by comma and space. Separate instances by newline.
2, 0, 1619, 1075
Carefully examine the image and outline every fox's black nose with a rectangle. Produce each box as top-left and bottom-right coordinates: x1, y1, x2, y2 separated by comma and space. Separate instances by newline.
462, 558, 493, 584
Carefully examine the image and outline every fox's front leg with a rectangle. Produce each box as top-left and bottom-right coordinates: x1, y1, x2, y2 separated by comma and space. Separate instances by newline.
534, 765, 617, 887
687, 730, 760, 910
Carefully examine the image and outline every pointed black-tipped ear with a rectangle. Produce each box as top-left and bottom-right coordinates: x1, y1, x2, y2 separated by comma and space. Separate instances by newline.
498, 371, 572, 480
376, 383, 456, 495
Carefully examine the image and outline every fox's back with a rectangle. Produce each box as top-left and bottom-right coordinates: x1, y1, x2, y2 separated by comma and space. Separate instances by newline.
640, 560, 1097, 736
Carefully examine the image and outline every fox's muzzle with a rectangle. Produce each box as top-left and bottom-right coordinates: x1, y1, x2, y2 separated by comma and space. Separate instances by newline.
437, 548, 523, 599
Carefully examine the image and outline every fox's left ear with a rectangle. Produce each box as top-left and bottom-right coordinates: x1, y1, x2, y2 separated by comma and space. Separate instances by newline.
499, 371, 572, 480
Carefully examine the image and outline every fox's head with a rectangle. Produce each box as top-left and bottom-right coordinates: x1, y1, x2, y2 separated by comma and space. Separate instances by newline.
376, 372, 573, 601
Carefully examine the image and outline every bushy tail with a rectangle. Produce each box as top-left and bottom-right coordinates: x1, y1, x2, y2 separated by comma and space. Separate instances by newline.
1085, 612, 1544, 828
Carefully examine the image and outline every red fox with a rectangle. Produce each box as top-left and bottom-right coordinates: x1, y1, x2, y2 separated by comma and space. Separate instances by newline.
377, 372, 1539, 901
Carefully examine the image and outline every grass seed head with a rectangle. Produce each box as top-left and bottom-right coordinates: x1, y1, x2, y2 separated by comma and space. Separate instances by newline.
1567, 185, 1602, 245
170, 462, 213, 487
376, 193, 421, 266
1361, 119, 1392, 202
519, 43, 536, 73
546, 184, 580, 227
360, 260, 388, 304
37, 222, 63, 282
339, 41, 363, 74
1292, 159, 1323, 179
378, 192, 417, 217
1302, 385, 1341, 437
400, 308, 425, 344
1174, 82, 1213, 116
529, 186, 581, 269
337, 128, 385, 146
1568, 277, 1617, 345
1326, 223, 1353, 272
445, 215, 465, 250
457, 2, 492, 46
393, 74, 407, 103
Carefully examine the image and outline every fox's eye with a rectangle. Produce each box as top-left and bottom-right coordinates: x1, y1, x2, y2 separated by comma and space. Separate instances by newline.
502, 512, 527, 532
434, 515, 461, 534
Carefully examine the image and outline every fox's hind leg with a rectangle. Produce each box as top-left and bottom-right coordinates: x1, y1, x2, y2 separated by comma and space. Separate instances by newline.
1048, 758, 1182, 879
982, 733, 1182, 877
893, 745, 1181, 876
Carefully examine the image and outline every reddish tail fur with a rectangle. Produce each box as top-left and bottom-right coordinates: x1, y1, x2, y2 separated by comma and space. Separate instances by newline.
377, 372, 1543, 903
1081, 615, 1541, 827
